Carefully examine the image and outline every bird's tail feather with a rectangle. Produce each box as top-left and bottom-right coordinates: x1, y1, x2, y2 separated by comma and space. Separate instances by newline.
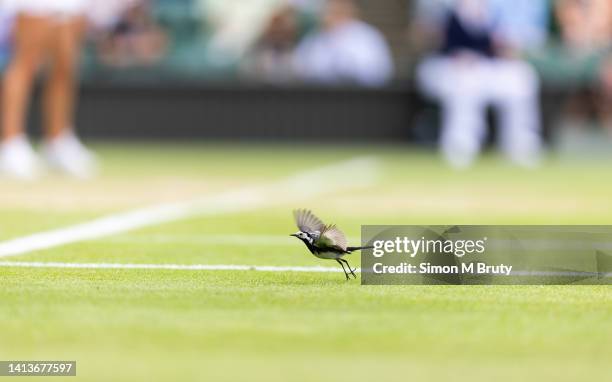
347, 245, 374, 252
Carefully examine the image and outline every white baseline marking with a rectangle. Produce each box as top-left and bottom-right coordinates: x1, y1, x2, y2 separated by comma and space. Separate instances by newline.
0, 261, 609, 278
0, 261, 350, 273
0, 157, 379, 259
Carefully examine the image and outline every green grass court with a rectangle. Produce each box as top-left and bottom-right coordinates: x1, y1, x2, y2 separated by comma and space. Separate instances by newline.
0, 144, 611, 381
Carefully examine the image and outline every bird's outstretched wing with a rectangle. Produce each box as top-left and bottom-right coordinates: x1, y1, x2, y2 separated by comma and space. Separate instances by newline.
293, 209, 326, 233
318, 224, 348, 252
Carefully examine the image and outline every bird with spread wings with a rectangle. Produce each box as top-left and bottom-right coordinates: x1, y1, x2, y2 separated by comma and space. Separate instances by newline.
290, 209, 371, 280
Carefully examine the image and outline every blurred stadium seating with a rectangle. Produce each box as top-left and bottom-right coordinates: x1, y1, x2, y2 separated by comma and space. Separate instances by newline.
71, 0, 416, 142
82, 0, 409, 83
12, 0, 609, 148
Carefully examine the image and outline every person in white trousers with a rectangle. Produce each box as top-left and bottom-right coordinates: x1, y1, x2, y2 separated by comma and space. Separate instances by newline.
415, 0, 546, 168
418, 55, 541, 168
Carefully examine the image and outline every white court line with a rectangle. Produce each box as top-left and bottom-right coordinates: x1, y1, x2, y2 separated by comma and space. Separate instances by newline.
0, 157, 379, 259
0, 261, 348, 273
101, 233, 361, 246
0, 261, 609, 278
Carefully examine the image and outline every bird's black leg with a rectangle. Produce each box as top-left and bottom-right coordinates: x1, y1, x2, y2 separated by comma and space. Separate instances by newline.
336, 259, 350, 281
341, 259, 357, 279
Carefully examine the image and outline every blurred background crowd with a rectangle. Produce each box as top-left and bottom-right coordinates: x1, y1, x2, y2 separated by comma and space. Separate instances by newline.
1, 0, 612, 177
2, 0, 610, 90
84, 0, 612, 124
81, 0, 395, 86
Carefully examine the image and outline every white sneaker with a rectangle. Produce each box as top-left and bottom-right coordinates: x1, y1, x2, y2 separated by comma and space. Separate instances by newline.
0, 135, 40, 180
42, 130, 97, 178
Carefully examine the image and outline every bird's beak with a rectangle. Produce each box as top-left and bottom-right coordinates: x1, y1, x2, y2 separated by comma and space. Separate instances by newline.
290, 233, 298, 237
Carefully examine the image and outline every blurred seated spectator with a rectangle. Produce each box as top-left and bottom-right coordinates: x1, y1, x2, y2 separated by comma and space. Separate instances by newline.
415, 0, 546, 168
196, 0, 287, 65
96, 0, 168, 68
293, 0, 393, 87
529, 0, 612, 87
242, 5, 300, 83
529, 0, 612, 132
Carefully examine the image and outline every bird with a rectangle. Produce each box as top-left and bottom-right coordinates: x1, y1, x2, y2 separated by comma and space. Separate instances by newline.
290, 209, 372, 280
